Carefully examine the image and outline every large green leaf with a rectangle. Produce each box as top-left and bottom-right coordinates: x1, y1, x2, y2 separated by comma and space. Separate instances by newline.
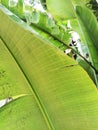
1, 5, 98, 130
76, 5, 98, 55
46, 0, 90, 20
46, 0, 75, 20
46, 0, 98, 86
76, 6, 98, 84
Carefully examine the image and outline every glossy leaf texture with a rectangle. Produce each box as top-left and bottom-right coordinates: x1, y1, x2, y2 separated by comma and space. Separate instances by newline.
1, 5, 98, 130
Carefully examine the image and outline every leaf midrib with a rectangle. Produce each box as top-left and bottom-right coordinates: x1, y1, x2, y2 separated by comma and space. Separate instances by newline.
75, 6, 98, 86
0, 35, 54, 130
68, 1, 98, 86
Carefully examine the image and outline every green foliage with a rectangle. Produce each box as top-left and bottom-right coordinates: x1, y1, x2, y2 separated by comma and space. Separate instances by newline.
44, 0, 98, 85
87, 0, 98, 20
1, 0, 24, 18
1, 0, 71, 47
76, 6, 98, 84
0, 0, 98, 84
1, 6, 98, 129
72, 0, 90, 5
1, 1, 98, 129
46, 0, 75, 20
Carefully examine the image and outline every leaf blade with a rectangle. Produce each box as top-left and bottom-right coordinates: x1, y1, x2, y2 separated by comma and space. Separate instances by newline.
1, 6, 98, 130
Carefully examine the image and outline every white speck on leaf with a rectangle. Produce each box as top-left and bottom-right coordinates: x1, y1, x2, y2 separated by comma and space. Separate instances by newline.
0, 97, 13, 108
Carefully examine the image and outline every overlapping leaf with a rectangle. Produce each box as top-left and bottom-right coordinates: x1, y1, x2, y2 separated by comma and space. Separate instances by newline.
45, 0, 98, 86
76, 6, 98, 85
1, 5, 98, 130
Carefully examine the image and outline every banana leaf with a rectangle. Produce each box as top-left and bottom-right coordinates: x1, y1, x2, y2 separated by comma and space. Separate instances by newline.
76, 6, 98, 84
46, 0, 75, 20
1, 5, 98, 130
46, 0, 98, 86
